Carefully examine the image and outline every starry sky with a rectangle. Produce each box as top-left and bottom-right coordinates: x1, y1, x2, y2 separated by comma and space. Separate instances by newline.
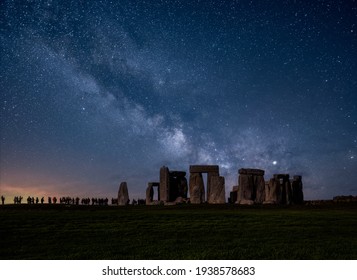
1, 0, 356, 202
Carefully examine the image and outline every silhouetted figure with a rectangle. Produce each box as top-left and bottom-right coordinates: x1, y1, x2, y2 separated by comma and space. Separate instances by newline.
53, 197, 57, 204
14, 196, 23, 204
27, 196, 31, 204
1, 195, 5, 205
41, 197, 44, 204
48, 197, 52, 204
138, 199, 146, 205
35, 197, 39, 204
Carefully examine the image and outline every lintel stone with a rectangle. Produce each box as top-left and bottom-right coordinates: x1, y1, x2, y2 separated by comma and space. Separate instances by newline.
238, 168, 265, 175
190, 165, 219, 174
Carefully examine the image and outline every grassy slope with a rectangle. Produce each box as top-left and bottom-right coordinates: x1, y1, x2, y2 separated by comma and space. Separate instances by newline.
0, 203, 356, 259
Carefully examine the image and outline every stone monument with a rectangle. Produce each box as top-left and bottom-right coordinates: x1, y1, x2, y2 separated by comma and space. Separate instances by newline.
118, 182, 129, 206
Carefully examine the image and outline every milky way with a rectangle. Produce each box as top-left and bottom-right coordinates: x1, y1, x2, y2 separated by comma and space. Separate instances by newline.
1, 0, 356, 201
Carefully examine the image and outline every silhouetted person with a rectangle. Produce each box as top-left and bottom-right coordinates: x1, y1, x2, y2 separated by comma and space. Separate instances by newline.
48, 197, 52, 204
53, 197, 57, 204
27, 196, 31, 204
35, 197, 39, 204
41, 197, 44, 204
1, 195, 4, 205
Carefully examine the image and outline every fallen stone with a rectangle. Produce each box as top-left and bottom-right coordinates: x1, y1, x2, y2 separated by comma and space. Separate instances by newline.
237, 199, 254, 205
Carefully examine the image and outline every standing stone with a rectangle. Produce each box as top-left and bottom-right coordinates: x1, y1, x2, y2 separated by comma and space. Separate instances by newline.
189, 173, 205, 204
254, 174, 266, 204
146, 185, 153, 205
178, 176, 188, 199
208, 175, 225, 204
284, 179, 292, 205
237, 174, 253, 204
229, 186, 239, 204
118, 182, 129, 206
292, 175, 304, 204
264, 174, 291, 205
146, 184, 154, 205
160, 166, 169, 203
237, 168, 265, 205
264, 180, 278, 204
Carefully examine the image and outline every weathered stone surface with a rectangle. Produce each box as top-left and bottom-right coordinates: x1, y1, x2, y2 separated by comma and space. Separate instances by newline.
208, 175, 225, 204
265, 179, 277, 204
269, 177, 283, 204
146, 185, 153, 205
254, 175, 265, 203
236, 168, 265, 205
160, 166, 169, 202
291, 175, 304, 204
189, 173, 205, 204
237, 174, 254, 203
190, 165, 219, 174
284, 180, 292, 205
189, 165, 223, 204
178, 177, 188, 198
239, 168, 265, 176
118, 182, 129, 206
265, 174, 292, 205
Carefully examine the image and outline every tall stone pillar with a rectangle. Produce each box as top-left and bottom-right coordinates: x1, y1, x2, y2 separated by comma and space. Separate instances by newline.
160, 166, 169, 203
237, 168, 265, 205
189, 172, 205, 204
118, 182, 129, 206
292, 175, 304, 204
207, 171, 220, 203
254, 175, 266, 203
208, 175, 225, 204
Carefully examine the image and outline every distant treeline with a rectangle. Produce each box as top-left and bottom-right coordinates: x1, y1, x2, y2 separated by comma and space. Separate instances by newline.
0, 195, 146, 206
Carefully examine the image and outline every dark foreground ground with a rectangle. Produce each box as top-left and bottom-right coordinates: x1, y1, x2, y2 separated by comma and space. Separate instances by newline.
0, 203, 356, 259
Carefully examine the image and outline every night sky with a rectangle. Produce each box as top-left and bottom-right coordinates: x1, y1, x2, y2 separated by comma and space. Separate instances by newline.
1, 0, 356, 202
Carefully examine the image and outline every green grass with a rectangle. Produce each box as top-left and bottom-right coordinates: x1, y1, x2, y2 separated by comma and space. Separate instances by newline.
0, 203, 356, 259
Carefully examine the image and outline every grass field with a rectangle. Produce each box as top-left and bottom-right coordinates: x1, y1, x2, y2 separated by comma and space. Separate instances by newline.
0, 203, 356, 259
